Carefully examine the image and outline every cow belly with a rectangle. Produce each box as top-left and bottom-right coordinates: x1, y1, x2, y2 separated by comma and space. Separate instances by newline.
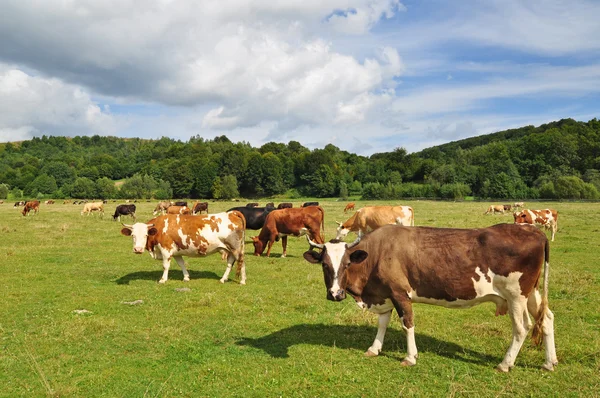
278, 227, 308, 238
356, 298, 394, 314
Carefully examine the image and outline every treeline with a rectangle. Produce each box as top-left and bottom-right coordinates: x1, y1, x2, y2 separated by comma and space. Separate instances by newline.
0, 118, 599, 201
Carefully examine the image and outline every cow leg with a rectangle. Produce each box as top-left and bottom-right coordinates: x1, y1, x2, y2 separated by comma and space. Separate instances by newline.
365, 310, 392, 357
551, 223, 556, 242
220, 252, 234, 284
527, 290, 558, 370
281, 236, 288, 258
266, 238, 276, 257
391, 294, 418, 366
173, 256, 190, 282
159, 255, 172, 284
497, 296, 529, 372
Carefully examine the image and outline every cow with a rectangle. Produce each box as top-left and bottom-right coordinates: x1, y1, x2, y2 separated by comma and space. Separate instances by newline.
265, 202, 275, 209
335, 205, 414, 240
277, 202, 293, 209
167, 205, 191, 215
120, 211, 246, 284
44, 200, 55, 205
22, 200, 40, 216
226, 205, 277, 230
153, 201, 172, 216
302, 201, 319, 207
514, 209, 559, 242
503, 204, 512, 211
81, 202, 104, 216
173, 201, 187, 207
303, 223, 558, 372
343, 202, 355, 213
246, 202, 259, 208
113, 204, 137, 222
252, 206, 325, 257
514, 202, 525, 208
484, 205, 505, 215
192, 201, 209, 215
14, 201, 25, 208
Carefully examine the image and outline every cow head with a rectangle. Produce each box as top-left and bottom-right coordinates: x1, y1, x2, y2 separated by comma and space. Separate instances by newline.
335, 221, 351, 240
251, 236, 264, 256
120, 223, 157, 254
303, 237, 368, 301
513, 210, 532, 225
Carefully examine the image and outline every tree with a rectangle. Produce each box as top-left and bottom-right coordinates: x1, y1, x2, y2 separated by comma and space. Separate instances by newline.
25, 174, 57, 196
339, 180, 349, 200
96, 177, 117, 199
71, 177, 97, 199
221, 175, 239, 199
0, 183, 9, 199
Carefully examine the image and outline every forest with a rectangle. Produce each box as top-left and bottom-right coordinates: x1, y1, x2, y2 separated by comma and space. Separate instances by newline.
1, 118, 599, 201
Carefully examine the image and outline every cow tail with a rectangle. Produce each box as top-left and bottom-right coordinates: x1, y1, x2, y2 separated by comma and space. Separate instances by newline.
532, 238, 550, 346
235, 210, 246, 278
319, 206, 325, 243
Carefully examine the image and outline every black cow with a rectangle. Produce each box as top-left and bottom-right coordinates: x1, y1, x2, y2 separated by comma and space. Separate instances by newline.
113, 204, 137, 222
226, 206, 277, 230
174, 201, 187, 207
246, 202, 259, 207
302, 201, 319, 207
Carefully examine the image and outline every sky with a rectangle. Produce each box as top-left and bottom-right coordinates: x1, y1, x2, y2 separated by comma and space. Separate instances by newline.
0, 0, 599, 155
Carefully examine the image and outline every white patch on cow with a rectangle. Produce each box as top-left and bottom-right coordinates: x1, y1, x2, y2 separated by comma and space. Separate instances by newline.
162, 218, 169, 234
176, 215, 181, 224
177, 227, 190, 249
356, 298, 394, 314
335, 227, 350, 240
324, 241, 347, 297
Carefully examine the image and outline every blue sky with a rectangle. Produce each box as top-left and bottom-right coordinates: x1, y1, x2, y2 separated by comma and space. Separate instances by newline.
0, 0, 598, 155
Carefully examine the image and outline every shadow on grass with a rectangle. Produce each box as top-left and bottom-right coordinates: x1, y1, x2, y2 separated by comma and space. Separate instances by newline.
115, 270, 220, 285
236, 323, 498, 366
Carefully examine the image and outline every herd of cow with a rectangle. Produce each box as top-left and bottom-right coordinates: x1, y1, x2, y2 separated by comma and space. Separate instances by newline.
11, 198, 559, 372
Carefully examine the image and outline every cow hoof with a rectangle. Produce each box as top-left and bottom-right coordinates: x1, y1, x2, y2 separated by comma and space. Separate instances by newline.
400, 359, 416, 367
364, 349, 379, 357
541, 363, 555, 372
219, 278, 226, 284
239, 280, 246, 285
495, 364, 510, 373
183, 278, 190, 282
158, 279, 167, 284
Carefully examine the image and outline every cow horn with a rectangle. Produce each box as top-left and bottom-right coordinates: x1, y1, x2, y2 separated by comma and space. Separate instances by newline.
146, 223, 155, 228
306, 236, 324, 249
346, 236, 361, 249
121, 223, 133, 229
335, 221, 342, 226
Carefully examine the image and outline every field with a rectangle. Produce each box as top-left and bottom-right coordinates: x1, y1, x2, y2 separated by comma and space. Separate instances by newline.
1, 199, 599, 397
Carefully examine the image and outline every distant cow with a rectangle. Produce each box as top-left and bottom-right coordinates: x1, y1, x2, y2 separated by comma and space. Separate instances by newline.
503, 204, 512, 211
252, 206, 325, 257
265, 202, 275, 209
153, 201, 172, 216
167, 205, 191, 215
22, 200, 40, 216
81, 202, 104, 216
514, 209, 559, 242
227, 205, 277, 230
303, 223, 557, 372
173, 201, 187, 207
343, 202, 355, 213
120, 211, 246, 284
302, 202, 319, 207
484, 205, 505, 215
277, 202, 293, 209
246, 202, 259, 208
335, 206, 414, 240
14, 201, 25, 208
192, 201, 209, 215
113, 204, 137, 222
45, 200, 55, 205
514, 202, 525, 208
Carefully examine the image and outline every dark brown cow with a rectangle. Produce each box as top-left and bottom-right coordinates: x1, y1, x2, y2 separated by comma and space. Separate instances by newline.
277, 202, 293, 209
303, 224, 557, 372
252, 206, 325, 257
503, 204, 512, 211
343, 202, 355, 213
22, 200, 40, 216
120, 212, 246, 284
173, 201, 187, 207
246, 202, 259, 207
302, 201, 319, 207
192, 201, 209, 215
514, 209, 559, 242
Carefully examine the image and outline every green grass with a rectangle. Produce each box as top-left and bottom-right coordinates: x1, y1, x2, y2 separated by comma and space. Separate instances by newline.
1, 200, 599, 397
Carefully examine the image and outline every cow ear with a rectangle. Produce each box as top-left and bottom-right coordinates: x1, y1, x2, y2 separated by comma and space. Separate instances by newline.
303, 250, 321, 264
148, 227, 158, 236
120, 228, 132, 236
349, 250, 368, 264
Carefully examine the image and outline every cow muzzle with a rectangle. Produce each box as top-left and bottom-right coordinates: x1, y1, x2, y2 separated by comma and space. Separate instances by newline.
327, 289, 346, 301
133, 247, 144, 254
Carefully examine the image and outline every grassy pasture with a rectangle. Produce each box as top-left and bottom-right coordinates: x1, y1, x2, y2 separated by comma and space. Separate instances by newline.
0, 199, 599, 397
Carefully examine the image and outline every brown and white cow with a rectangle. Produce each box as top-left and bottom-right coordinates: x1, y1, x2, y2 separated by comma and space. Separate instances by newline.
192, 201, 209, 215
343, 202, 355, 213
152, 201, 172, 215
81, 201, 104, 216
120, 212, 246, 284
22, 200, 40, 216
303, 223, 557, 372
484, 205, 505, 215
252, 206, 325, 257
514, 209, 559, 242
335, 205, 414, 240
166, 205, 191, 215
514, 202, 525, 209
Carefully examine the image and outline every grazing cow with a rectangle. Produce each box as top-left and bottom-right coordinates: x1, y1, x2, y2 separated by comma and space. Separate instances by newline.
192, 201, 209, 215
153, 201, 172, 216
484, 205, 505, 215
81, 202, 104, 216
120, 212, 246, 284
303, 223, 558, 372
252, 206, 325, 257
113, 204, 137, 222
246, 202, 259, 208
14, 201, 25, 208
514, 202, 525, 208
173, 201, 187, 207
44, 200, 55, 205
277, 202, 293, 209
343, 202, 355, 213
167, 205, 191, 215
227, 205, 277, 230
302, 201, 319, 207
514, 209, 559, 242
22, 200, 40, 216
503, 204, 512, 211
335, 206, 414, 240
0, 200, 3, 204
